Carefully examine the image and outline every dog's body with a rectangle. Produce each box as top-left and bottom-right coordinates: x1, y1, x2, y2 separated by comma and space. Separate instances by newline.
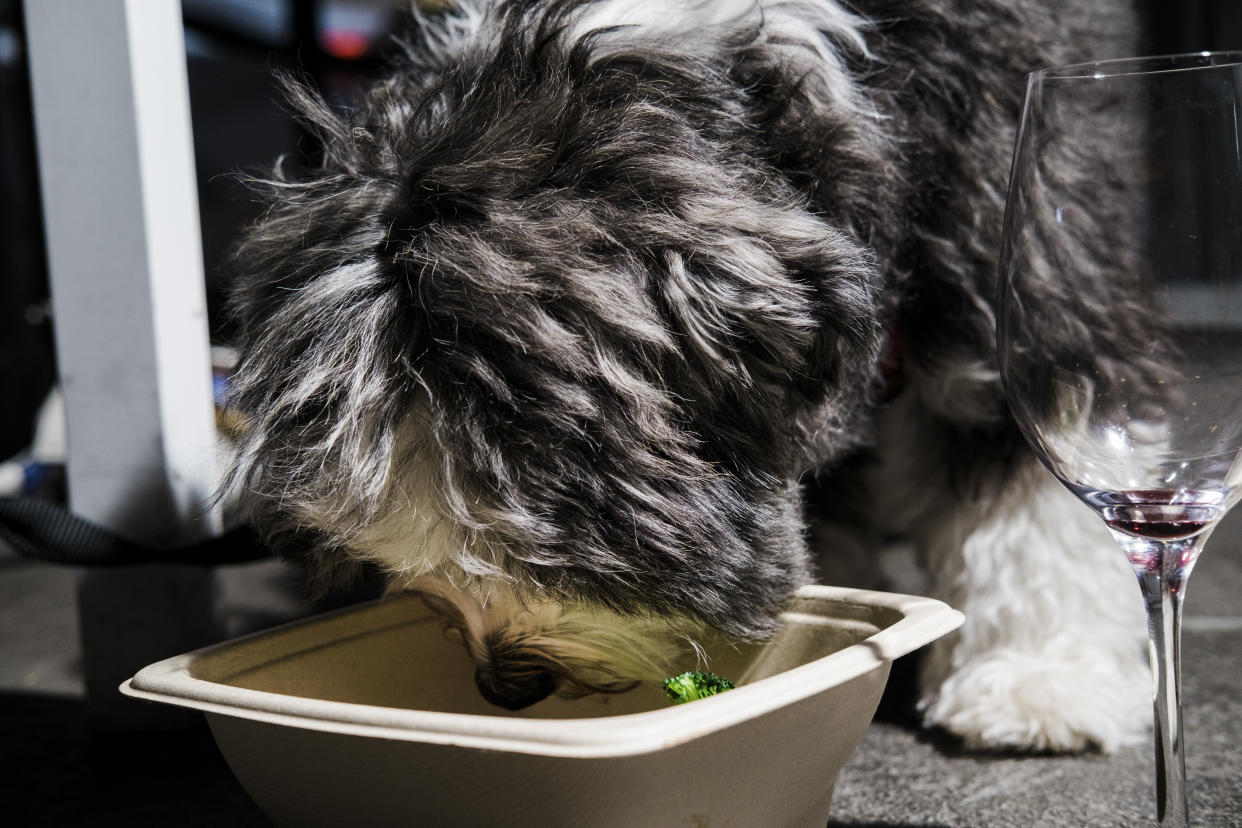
228, 0, 1150, 751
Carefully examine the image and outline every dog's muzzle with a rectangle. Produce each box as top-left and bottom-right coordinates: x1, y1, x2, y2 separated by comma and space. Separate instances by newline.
473, 634, 563, 710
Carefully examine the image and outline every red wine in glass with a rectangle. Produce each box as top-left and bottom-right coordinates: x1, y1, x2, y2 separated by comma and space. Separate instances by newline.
1100, 490, 1220, 541
1087, 489, 1221, 574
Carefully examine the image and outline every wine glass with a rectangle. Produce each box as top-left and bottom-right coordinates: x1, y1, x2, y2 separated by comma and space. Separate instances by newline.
998, 52, 1242, 826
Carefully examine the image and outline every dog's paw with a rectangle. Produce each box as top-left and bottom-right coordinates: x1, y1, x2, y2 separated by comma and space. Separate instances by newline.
918, 642, 1150, 753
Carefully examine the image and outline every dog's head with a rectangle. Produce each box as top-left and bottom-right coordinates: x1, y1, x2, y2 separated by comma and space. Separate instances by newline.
227, 0, 886, 708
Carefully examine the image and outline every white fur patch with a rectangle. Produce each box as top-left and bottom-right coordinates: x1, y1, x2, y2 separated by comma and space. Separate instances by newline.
425, 0, 878, 126
353, 408, 504, 579
565, 0, 877, 122
562, 0, 868, 55
918, 461, 1150, 752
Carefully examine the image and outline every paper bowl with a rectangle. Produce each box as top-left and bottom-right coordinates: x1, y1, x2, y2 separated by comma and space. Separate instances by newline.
121, 585, 961, 828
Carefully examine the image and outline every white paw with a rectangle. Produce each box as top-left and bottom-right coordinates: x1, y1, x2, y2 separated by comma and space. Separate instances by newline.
919, 641, 1150, 753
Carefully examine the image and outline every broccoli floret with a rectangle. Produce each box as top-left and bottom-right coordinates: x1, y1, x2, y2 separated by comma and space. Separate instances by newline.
663, 671, 735, 704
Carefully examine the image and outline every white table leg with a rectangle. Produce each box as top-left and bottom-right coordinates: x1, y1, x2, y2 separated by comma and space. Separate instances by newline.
25, 0, 225, 723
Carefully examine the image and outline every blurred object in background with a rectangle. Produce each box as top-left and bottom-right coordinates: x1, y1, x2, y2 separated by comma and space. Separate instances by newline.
0, 0, 54, 465
182, 0, 407, 343
0, 388, 65, 501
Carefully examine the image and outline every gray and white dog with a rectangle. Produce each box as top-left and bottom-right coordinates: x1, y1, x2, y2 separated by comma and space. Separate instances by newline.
227, 0, 1151, 751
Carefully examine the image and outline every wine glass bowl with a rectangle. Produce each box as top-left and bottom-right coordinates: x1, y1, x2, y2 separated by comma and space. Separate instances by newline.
998, 52, 1242, 826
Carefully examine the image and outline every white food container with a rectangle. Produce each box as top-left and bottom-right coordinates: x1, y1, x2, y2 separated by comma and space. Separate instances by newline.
122, 585, 962, 828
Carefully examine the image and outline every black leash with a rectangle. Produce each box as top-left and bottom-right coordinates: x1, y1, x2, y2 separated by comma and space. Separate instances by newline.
0, 497, 270, 567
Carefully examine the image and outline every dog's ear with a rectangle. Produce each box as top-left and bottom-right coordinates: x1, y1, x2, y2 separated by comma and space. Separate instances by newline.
224, 90, 428, 564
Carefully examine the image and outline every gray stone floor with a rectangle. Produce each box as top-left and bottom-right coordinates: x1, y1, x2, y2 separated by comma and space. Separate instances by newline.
2, 512, 1240, 826
828, 508, 1242, 828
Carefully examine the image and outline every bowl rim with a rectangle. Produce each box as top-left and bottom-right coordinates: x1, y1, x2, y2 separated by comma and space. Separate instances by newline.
120, 585, 962, 758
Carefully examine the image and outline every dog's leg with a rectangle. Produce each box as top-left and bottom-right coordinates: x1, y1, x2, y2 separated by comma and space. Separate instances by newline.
916, 458, 1150, 752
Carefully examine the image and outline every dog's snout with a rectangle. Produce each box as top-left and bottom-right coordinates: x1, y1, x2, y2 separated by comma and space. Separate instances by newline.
473, 636, 562, 710
474, 665, 560, 710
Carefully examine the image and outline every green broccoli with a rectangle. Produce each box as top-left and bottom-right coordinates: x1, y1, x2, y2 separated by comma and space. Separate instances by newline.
663, 671, 735, 704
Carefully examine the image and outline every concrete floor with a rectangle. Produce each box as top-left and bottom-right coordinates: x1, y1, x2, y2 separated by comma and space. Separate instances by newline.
2, 513, 1240, 827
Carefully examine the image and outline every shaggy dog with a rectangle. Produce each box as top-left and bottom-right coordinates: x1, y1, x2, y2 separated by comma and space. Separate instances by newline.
226, 0, 1151, 751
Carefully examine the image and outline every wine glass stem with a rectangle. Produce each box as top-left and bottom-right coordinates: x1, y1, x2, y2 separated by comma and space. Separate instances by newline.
1126, 536, 1199, 828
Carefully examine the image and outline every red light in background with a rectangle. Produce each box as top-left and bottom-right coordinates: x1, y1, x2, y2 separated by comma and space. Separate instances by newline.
321, 30, 370, 60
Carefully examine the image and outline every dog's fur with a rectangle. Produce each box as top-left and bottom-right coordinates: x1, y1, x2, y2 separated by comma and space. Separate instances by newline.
226, 0, 1151, 750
